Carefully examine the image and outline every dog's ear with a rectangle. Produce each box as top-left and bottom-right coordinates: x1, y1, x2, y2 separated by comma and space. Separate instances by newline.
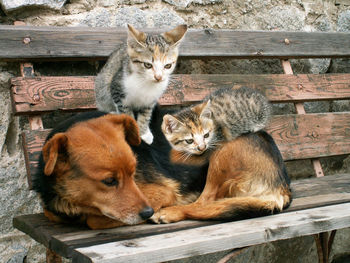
104, 114, 141, 146
42, 133, 68, 176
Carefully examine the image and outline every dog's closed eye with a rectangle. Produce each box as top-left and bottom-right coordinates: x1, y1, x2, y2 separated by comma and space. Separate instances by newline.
101, 178, 119, 187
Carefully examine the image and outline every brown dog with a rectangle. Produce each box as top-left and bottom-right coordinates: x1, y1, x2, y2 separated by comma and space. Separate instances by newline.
34, 110, 291, 229
36, 113, 155, 229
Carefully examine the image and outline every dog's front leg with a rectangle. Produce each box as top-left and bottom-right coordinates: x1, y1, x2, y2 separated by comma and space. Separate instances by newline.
138, 182, 179, 212
86, 215, 125, 229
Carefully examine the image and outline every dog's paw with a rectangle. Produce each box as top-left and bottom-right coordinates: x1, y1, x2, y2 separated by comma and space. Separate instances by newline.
141, 129, 154, 145
150, 207, 185, 224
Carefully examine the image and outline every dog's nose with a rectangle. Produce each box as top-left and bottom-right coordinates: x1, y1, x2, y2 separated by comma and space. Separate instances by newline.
139, 206, 154, 220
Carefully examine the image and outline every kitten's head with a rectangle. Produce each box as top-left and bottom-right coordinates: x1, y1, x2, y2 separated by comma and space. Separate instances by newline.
162, 101, 215, 155
127, 24, 187, 83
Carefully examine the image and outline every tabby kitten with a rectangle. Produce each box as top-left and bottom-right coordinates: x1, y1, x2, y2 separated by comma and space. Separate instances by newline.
162, 87, 272, 160
95, 24, 187, 144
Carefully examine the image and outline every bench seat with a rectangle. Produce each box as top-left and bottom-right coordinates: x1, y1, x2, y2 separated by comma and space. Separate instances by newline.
13, 173, 350, 262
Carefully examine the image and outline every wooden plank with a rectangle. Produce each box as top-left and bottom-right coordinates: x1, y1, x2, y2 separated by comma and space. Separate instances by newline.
22, 129, 50, 178
13, 173, 350, 259
11, 76, 96, 115
266, 112, 350, 160
72, 203, 350, 263
12, 213, 88, 248
1, 26, 350, 61
10, 74, 350, 115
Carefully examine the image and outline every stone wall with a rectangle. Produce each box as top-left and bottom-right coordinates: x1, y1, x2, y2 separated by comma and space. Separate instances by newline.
0, 0, 350, 262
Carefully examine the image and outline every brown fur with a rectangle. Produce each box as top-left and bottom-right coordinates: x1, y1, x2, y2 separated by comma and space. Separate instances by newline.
152, 134, 291, 223
40, 113, 291, 229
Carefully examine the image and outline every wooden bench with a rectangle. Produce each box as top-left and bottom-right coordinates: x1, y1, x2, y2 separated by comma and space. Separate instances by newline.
2, 24, 350, 263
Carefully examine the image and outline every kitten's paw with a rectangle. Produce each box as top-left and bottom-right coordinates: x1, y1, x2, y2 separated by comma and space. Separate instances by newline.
141, 130, 154, 145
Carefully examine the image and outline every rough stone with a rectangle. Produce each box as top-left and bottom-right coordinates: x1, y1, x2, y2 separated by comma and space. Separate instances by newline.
163, 0, 222, 8
0, 0, 67, 13
337, 10, 350, 32
81, 6, 185, 28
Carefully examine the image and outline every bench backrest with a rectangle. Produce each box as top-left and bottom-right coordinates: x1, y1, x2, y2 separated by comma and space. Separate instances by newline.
3, 25, 350, 188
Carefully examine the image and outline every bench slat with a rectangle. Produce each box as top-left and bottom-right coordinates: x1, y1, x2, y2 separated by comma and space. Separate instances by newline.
12, 173, 350, 259
21, 112, 350, 183
268, 112, 350, 160
72, 202, 350, 263
1, 26, 350, 61
11, 74, 350, 115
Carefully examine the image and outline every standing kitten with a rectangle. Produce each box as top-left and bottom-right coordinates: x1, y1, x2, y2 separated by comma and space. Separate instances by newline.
162, 87, 272, 161
95, 24, 187, 144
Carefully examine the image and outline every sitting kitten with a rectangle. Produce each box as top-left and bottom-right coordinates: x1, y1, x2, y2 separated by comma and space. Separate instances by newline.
162, 87, 272, 163
95, 24, 187, 144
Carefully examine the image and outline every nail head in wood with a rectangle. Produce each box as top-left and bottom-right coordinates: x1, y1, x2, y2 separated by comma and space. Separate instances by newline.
33, 94, 40, 102
23, 37, 31, 44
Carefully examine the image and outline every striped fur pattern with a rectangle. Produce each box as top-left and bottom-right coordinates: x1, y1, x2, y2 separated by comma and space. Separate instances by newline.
95, 24, 187, 144
162, 87, 272, 156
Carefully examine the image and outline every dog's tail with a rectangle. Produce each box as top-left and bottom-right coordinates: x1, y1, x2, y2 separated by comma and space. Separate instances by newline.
178, 195, 291, 221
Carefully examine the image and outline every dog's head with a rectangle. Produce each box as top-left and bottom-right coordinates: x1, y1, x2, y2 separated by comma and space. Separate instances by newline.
42, 114, 154, 225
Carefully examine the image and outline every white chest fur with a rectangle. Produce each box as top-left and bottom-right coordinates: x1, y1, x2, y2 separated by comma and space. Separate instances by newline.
123, 73, 169, 108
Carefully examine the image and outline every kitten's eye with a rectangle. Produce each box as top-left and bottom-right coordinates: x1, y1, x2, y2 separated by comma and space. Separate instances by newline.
144, 62, 152, 69
185, 139, 194, 144
101, 177, 118, 187
204, 133, 210, 138
164, 63, 172, 69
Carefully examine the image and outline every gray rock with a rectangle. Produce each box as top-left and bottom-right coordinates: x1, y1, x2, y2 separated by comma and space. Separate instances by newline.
80, 7, 185, 28
163, 0, 222, 8
0, 0, 67, 13
119, 0, 148, 3
115, 7, 148, 27
81, 8, 113, 27
265, 6, 306, 31
337, 10, 350, 32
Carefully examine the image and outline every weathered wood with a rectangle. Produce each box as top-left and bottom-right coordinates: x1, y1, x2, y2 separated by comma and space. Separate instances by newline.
1, 26, 350, 61
11, 76, 96, 115
72, 203, 350, 263
46, 249, 62, 263
10, 74, 350, 114
22, 130, 50, 177
12, 213, 88, 248
12, 173, 350, 259
267, 113, 350, 160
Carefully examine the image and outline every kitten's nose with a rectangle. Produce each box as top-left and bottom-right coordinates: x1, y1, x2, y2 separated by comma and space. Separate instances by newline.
154, 74, 162, 82
197, 145, 206, 151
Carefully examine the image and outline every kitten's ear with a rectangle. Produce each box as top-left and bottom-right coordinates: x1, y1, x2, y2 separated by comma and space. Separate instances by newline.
127, 24, 147, 48
162, 114, 183, 134
163, 24, 187, 46
198, 100, 212, 119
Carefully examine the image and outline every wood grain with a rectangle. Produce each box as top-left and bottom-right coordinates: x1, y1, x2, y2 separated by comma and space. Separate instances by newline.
266, 113, 350, 160
1, 26, 350, 61
72, 203, 350, 263
12, 173, 350, 259
10, 74, 350, 114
